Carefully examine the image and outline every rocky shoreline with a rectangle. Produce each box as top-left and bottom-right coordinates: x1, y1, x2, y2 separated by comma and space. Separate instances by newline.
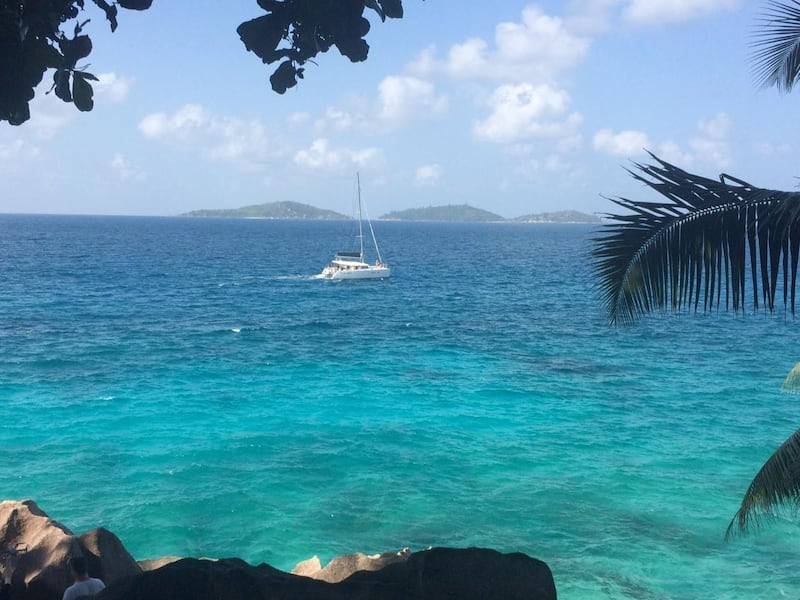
0, 499, 557, 599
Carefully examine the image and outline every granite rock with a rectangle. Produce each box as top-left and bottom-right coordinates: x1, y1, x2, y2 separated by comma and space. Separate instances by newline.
1, 500, 557, 600
99, 547, 556, 600
0, 500, 141, 600
293, 548, 411, 583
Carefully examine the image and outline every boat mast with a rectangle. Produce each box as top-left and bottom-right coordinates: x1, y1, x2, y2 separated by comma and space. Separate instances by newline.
366, 206, 383, 265
358, 172, 384, 265
357, 172, 365, 261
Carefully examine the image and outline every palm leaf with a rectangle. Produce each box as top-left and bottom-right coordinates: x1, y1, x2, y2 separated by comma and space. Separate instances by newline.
593, 152, 800, 325
781, 361, 800, 392
752, 0, 800, 92
725, 427, 800, 539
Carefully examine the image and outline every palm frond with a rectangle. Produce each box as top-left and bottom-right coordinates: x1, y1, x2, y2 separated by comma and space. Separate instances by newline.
593, 152, 800, 324
781, 361, 800, 393
725, 427, 800, 539
752, 0, 800, 92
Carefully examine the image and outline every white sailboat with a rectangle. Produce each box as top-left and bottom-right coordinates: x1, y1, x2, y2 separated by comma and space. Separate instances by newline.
318, 174, 390, 280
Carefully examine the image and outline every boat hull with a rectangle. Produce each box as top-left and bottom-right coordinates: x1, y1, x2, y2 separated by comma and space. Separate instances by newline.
324, 266, 390, 280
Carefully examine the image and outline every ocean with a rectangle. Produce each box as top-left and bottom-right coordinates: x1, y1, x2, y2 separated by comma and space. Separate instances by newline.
1, 214, 799, 599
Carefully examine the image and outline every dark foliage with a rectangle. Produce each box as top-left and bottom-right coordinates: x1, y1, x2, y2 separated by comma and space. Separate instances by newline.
237, 0, 405, 94
752, 0, 800, 92
726, 427, 800, 539
0, 0, 149, 124
594, 154, 800, 538
593, 152, 800, 325
0, 0, 406, 125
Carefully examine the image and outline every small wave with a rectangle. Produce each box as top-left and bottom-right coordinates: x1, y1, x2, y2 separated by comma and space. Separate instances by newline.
266, 274, 320, 281
231, 328, 241, 334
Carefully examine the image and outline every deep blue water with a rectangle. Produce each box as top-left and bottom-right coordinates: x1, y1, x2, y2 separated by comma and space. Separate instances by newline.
2, 214, 799, 599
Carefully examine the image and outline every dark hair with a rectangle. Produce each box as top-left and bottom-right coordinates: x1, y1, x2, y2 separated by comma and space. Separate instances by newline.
68, 556, 88, 576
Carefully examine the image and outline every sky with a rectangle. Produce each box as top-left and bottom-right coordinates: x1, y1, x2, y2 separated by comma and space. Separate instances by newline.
1, 0, 798, 218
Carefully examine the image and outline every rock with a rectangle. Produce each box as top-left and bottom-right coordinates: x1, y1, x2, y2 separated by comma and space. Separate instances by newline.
311, 548, 411, 583
98, 547, 556, 600
290, 555, 322, 578
1, 500, 558, 600
98, 557, 333, 600
348, 546, 557, 600
78, 527, 141, 584
0, 500, 141, 600
137, 557, 182, 572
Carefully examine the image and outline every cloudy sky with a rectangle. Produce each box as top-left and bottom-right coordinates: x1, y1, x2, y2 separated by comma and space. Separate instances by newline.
1, 0, 797, 218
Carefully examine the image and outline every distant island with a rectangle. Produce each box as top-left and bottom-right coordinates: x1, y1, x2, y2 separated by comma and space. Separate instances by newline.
180, 201, 600, 223
383, 205, 600, 223
180, 201, 346, 220
380, 204, 502, 222
512, 210, 601, 224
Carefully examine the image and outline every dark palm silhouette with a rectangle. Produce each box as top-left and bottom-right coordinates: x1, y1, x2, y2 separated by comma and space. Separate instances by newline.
752, 0, 800, 92
593, 153, 800, 538
594, 0, 800, 539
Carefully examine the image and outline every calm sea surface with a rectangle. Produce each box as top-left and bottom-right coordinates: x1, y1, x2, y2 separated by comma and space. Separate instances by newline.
1, 214, 799, 599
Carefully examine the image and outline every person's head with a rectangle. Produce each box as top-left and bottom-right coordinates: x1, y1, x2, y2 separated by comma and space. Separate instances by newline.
68, 556, 88, 579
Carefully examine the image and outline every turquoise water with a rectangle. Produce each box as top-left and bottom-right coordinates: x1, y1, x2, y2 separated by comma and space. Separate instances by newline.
1, 214, 799, 599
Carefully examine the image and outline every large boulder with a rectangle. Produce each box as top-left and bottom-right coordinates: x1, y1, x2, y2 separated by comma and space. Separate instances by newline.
98, 547, 556, 600
347, 546, 557, 600
0, 500, 141, 600
97, 557, 335, 600
78, 527, 141, 584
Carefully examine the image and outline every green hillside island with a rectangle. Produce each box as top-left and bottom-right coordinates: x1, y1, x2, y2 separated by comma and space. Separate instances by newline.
513, 210, 601, 224
380, 204, 600, 223
380, 204, 503, 221
180, 201, 346, 220
181, 201, 600, 223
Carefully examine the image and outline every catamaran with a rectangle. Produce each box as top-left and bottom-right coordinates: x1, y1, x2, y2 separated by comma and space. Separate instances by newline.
318, 174, 390, 280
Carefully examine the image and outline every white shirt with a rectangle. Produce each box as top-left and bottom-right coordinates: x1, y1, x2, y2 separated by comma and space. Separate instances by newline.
62, 577, 106, 600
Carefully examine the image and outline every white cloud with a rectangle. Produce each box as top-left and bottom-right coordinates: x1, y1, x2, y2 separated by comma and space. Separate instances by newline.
543, 154, 571, 172
17, 71, 132, 140
697, 112, 731, 140
94, 73, 134, 103
139, 104, 278, 170
409, 6, 591, 83
689, 112, 732, 168
473, 83, 583, 145
110, 153, 146, 181
593, 128, 650, 156
318, 106, 357, 132
25, 92, 76, 139
377, 76, 448, 127
414, 164, 442, 186
656, 140, 693, 166
350, 147, 383, 169
564, 0, 619, 34
293, 138, 381, 172
315, 77, 448, 135
0, 138, 41, 178
753, 141, 792, 157
556, 133, 584, 154
288, 112, 311, 127
623, 0, 739, 27
139, 104, 206, 139
520, 153, 579, 178
0, 139, 41, 161
622, 114, 731, 169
